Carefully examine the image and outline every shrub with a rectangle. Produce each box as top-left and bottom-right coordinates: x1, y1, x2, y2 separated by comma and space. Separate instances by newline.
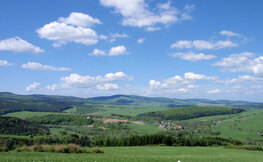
15, 144, 89, 153
91, 148, 104, 154
0, 146, 9, 152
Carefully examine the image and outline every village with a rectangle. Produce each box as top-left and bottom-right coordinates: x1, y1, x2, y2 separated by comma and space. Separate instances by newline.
158, 121, 182, 130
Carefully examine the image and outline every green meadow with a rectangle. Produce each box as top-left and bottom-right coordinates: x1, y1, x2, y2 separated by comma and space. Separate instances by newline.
4, 111, 62, 119
127, 122, 163, 134
1, 146, 263, 162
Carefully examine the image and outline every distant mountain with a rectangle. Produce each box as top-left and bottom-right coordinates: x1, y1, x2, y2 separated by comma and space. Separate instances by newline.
88, 94, 260, 107
0, 92, 86, 115
0, 92, 261, 115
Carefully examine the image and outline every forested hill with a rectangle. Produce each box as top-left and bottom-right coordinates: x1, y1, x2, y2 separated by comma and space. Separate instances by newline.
0, 92, 261, 115
138, 107, 246, 120
88, 94, 260, 107
0, 116, 49, 135
0, 92, 86, 115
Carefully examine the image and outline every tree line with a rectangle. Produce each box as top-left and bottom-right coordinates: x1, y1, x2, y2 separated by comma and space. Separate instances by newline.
0, 134, 242, 152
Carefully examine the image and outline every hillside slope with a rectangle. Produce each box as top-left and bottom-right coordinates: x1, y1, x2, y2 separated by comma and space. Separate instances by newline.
0, 116, 49, 135
0, 92, 261, 115
138, 107, 246, 120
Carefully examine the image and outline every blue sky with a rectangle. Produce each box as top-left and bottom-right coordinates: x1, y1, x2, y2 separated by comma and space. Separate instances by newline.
0, 0, 263, 102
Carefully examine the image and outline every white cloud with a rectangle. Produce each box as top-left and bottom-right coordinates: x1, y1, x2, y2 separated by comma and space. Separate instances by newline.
99, 34, 108, 40
149, 80, 161, 89
21, 62, 71, 71
222, 75, 263, 84
36, 12, 101, 47
150, 72, 216, 90
100, 0, 193, 29
172, 88, 188, 93
171, 40, 237, 50
149, 75, 187, 89
220, 30, 240, 37
91, 49, 106, 56
26, 82, 40, 92
187, 84, 199, 89
213, 52, 263, 76
170, 52, 216, 61
181, 4, 195, 20
90, 45, 127, 56
96, 83, 119, 90
109, 38, 116, 43
109, 45, 127, 56
171, 40, 192, 49
207, 89, 220, 94
137, 38, 145, 44
0, 59, 13, 66
145, 27, 161, 31
60, 72, 131, 88
58, 12, 102, 27
0, 37, 44, 53
46, 84, 60, 91
111, 33, 129, 38
184, 72, 217, 80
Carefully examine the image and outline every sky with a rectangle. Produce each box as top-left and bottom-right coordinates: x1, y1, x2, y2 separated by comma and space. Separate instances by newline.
0, 0, 263, 102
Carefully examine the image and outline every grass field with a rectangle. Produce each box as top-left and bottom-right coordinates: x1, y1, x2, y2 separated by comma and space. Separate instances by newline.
4, 111, 63, 119
0, 146, 263, 162
63, 106, 77, 113
49, 127, 80, 136
127, 123, 163, 134
211, 110, 263, 141
90, 105, 169, 116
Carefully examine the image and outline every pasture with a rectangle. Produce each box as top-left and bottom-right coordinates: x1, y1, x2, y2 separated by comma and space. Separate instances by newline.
0, 146, 263, 162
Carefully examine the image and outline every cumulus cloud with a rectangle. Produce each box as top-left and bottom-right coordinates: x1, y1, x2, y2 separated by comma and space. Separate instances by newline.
90, 45, 127, 56
59, 72, 131, 88
36, 12, 101, 47
109, 45, 127, 56
99, 34, 108, 40
184, 72, 217, 80
213, 52, 263, 76
46, 84, 59, 91
58, 12, 102, 27
111, 33, 129, 38
187, 84, 199, 89
96, 83, 119, 90
149, 77, 190, 94
46, 72, 131, 91
220, 30, 241, 37
100, 0, 193, 30
137, 38, 145, 44
149, 75, 186, 89
145, 27, 161, 31
221, 75, 263, 84
26, 82, 40, 92
0, 59, 13, 66
21, 62, 71, 71
207, 89, 220, 94
0, 37, 44, 53
171, 40, 237, 50
170, 52, 216, 61
181, 4, 195, 20
149, 72, 218, 95
91, 49, 106, 56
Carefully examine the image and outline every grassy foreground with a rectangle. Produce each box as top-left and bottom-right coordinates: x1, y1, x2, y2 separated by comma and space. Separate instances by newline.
1, 146, 263, 162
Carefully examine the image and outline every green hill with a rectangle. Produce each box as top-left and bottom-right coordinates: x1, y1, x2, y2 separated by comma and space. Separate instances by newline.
138, 107, 246, 120
0, 92, 86, 115
0, 92, 261, 115
0, 116, 49, 136
28, 114, 94, 126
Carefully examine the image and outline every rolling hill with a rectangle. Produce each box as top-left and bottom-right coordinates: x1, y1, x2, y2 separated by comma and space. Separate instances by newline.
0, 92, 261, 115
